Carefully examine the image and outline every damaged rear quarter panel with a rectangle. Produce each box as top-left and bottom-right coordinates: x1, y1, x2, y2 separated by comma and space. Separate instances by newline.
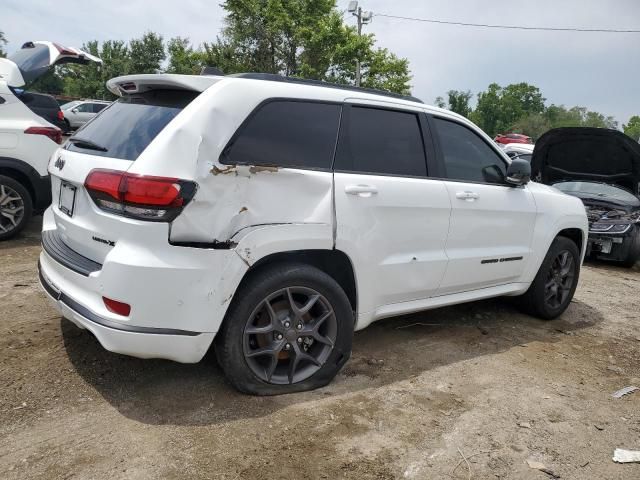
129, 79, 334, 248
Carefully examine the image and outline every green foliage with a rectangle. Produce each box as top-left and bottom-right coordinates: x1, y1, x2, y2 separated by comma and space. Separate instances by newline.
28, 70, 64, 95
212, 0, 411, 93
446, 90, 472, 118
62, 40, 130, 100
513, 105, 618, 140
0, 30, 6, 58
473, 82, 545, 136
623, 116, 640, 141
166, 37, 201, 75
129, 32, 165, 74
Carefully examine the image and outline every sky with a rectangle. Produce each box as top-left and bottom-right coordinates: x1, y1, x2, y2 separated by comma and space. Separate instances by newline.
3, 0, 639, 125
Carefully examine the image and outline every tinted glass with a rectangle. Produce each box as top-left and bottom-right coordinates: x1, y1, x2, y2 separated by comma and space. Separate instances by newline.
8, 44, 51, 83
93, 103, 108, 113
433, 118, 507, 183
223, 101, 340, 169
554, 181, 640, 205
76, 103, 93, 112
334, 107, 426, 176
66, 89, 198, 161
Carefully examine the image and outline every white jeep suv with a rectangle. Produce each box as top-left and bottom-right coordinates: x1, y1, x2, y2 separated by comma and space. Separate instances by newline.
38, 73, 588, 394
0, 41, 101, 240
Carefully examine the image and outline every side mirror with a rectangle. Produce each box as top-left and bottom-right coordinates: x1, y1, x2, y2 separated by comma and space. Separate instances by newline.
71, 108, 78, 113
505, 158, 531, 186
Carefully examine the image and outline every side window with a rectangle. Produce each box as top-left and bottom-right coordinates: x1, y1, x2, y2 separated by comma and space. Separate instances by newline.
93, 103, 107, 113
76, 103, 93, 112
222, 100, 341, 169
433, 117, 507, 184
334, 107, 427, 177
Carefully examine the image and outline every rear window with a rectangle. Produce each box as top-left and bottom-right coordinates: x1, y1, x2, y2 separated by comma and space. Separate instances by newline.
221, 100, 341, 169
18, 91, 59, 109
65, 89, 198, 161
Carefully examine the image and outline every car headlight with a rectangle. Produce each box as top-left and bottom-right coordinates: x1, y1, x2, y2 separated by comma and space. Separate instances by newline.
609, 224, 631, 233
590, 223, 613, 232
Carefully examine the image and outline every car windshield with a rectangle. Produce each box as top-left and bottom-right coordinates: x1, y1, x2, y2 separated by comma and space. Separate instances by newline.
65, 89, 199, 161
554, 181, 640, 205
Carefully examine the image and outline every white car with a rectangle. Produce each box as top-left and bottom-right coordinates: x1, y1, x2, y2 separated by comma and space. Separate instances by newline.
502, 142, 535, 162
38, 73, 588, 394
0, 41, 101, 240
62, 100, 111, 130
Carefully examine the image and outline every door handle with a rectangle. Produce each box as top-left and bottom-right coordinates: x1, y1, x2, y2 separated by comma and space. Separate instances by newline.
345, 184, 378, 197
455, 191, 480, 201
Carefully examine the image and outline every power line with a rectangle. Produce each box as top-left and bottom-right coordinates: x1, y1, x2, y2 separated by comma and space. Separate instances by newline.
374, 13, 640, 33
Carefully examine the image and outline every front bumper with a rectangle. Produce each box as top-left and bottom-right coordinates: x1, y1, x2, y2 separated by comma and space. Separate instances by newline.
586, 226, 639, 262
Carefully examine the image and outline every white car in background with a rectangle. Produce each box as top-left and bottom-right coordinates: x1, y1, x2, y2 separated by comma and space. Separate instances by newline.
62, 100, 111, 130
502, 142, 535, 162
0, 41, 101, 240
39, 72, 588, 395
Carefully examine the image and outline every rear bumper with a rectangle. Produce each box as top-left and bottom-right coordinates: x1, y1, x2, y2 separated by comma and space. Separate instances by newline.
39, 260, 214, 363
39, 207, 249, 363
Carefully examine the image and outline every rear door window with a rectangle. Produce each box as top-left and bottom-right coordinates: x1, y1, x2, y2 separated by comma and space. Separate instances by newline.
65, 89, 198, 160
92, 103, 108, 113
334, 106, 427, 177
221, 100, 341, 170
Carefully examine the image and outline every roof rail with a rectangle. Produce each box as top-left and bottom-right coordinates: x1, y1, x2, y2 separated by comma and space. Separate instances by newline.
229, 72, 423, 104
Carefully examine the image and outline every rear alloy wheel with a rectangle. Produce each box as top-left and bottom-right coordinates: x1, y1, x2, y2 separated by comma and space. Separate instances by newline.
518, 236, 580, 320
216, 263, 353, 395
243, 287, 337, 385
0, 175, 33, 241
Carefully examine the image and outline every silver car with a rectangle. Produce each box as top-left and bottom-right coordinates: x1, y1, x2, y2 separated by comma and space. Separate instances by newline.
62, 100, 110, 129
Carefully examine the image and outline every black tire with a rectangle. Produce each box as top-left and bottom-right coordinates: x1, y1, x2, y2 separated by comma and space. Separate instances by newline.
215, 262, 354, 395
518, 236, 580, 320
620, 232, 640, 268
0, 175, 33, 241
63, 119, 71, 134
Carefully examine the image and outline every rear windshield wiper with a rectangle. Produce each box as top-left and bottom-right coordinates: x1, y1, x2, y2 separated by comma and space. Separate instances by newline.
68, 136, 109, 152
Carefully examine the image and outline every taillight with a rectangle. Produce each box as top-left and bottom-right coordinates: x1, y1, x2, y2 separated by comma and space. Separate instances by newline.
103, 296, 131, 316
84, 169, 197, 222
25, 126, 63, 144
57, 110, 64, 120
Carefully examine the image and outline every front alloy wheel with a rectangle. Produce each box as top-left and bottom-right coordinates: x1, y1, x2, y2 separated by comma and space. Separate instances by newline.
543, 250, 575, 309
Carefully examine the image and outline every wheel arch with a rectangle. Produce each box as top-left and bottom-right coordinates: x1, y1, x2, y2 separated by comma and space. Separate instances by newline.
556, 227, 584, 253
0, 159, 36, 201
245, 249, 358, 315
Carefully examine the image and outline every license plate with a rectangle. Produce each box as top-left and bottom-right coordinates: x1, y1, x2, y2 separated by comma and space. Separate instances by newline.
592, 239, 612, 254
59, 182, 77, 217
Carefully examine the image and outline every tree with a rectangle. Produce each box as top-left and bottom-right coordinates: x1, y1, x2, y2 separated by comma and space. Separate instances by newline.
0, 30, 6, 58
447, 90, 472, 118
129, 32, 165, 74
210, 0, 411, 94
166, 37, 201, 74
63, 40, 130, 99
623, 116, 640, 141
434, 96, 446, 109
473, 82, 545, 137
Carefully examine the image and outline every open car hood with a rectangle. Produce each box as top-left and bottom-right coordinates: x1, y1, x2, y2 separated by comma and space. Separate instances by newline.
531, 127, 640, 195
0, 41, 102, 87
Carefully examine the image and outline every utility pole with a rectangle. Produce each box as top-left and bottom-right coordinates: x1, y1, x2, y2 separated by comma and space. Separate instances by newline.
348, 1, 372, 87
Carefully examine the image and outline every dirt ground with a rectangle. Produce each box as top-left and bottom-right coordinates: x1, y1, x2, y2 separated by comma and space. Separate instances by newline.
1, 218, 639, 480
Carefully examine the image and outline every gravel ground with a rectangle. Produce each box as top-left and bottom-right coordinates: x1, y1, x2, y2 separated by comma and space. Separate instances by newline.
1, 217, 639, 479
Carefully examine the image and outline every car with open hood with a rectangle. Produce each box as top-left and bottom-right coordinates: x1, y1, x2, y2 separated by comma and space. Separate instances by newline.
532, 127, 640, 267
0, 41, 101, 239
